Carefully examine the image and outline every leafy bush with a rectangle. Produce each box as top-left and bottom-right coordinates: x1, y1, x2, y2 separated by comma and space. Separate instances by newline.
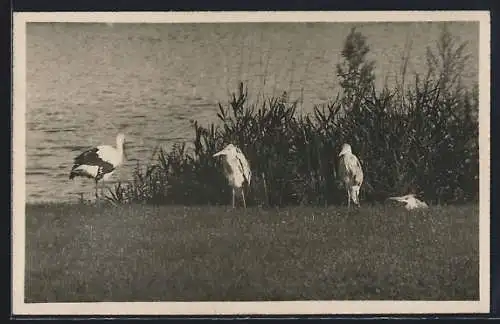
106, 24, 479, 207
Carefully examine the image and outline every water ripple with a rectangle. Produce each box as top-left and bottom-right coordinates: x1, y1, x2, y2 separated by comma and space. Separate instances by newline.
25, 22, 479, 203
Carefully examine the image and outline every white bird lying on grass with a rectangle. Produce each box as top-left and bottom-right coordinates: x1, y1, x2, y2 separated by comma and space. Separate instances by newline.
69, 133, 127, 201
213, 143, 252, 209
337, 143, 364, 208
387, 194, 429, 210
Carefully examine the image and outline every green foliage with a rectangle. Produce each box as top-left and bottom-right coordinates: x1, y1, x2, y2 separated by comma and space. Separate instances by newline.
336, 27, 376, 111
106, 25, 479, 207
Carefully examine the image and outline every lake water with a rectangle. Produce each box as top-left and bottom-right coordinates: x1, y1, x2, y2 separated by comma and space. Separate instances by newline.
25, 21, 479, 203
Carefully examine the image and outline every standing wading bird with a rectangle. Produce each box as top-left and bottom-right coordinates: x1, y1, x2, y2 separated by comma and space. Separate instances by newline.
387, 194, 428, 210
337, 143, 364, 208
213, 143, 252, 208
69, 133, 127, 201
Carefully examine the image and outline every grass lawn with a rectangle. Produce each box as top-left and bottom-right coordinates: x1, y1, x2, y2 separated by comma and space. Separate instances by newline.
24, 203, 479, 302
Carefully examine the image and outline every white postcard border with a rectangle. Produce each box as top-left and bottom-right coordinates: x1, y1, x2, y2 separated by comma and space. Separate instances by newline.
12, 10, 491, 315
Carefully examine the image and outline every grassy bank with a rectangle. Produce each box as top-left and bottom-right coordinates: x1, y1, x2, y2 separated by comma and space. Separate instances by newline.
25, 203, 479, 302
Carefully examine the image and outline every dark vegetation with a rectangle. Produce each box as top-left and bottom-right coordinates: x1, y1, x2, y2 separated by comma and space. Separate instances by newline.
106, 24, 479, 208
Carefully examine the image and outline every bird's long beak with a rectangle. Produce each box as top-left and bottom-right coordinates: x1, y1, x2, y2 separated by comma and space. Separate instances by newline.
213, 150, 225, 157
388, 196, 404, 202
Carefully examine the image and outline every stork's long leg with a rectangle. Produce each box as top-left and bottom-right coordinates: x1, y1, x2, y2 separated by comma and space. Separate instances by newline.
241, 188, 247, 209
232, 188, 235, 208
346, 185, 351, 209
101, 183, 105, 200
95, 179, 99, 200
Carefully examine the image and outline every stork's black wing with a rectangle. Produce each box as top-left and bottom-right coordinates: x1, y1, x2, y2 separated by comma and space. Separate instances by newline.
72, 147, 102, 168
70, 146, 116, 181
71, 147, 115, 174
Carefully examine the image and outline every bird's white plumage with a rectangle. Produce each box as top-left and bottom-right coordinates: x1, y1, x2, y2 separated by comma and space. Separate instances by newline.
337, 143, 364, 208
69, 133, 127, 200
72, 164, 100, 179
388, 194, 429, 210
94, 144, 125, 167
70, 164, 116, 181
213, 143, 252, 208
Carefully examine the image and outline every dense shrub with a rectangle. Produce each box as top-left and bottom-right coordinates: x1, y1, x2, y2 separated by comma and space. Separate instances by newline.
106, 25, 479, 207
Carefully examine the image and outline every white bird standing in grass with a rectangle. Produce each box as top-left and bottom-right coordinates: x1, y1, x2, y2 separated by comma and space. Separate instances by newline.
337, 143, 364, 208
69, 133, 127, 200
213, 143, 252, 208
387, 194, 429, 210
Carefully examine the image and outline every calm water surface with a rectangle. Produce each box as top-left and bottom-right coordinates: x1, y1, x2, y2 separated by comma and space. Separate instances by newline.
25, 22, 479, 203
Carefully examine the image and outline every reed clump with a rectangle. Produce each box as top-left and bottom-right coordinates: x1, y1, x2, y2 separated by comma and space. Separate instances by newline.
106, 25, 479, 207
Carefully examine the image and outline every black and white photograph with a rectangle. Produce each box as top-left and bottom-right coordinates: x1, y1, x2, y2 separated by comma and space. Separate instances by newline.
12, 11, 490, 315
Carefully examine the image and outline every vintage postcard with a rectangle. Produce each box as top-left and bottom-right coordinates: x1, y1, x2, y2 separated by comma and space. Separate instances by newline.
12, 11, 490, 315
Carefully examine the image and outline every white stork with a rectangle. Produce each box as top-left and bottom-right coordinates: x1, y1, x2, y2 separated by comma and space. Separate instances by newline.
213, 143, 252, 208
69, 133, 127, 200
387, 194, 429, 210
337, 143, 364, 208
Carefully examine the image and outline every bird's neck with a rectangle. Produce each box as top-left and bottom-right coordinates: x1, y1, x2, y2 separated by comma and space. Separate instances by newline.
116, 140, 124, 157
